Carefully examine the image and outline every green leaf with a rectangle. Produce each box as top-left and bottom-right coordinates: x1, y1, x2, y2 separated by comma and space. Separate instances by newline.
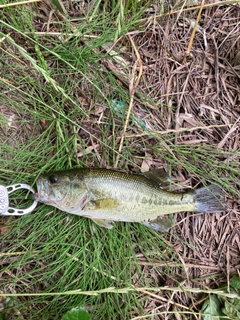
201, 295, 223, 320
50, 0, 64, 14
230, 277, 240, 290
0, 312, 5, 320
61, 307, 90, 320
222, 301, 240, 319
222, 288, 240, 319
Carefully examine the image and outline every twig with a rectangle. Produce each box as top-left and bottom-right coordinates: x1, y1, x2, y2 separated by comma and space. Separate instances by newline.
0, 0, 41, 8
217, 117, 239, 149
144, 1, 240, 24
1, 285, 240, 298
125, 124, 233, 138
181, 0, 205, 62
114, 35, 143, 167
212, 36, 220, 109
136, 288, 189, 310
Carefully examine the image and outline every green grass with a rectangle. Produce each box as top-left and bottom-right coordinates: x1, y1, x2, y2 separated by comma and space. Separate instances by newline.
0, 0, 239, 319
1, 209, 186, 319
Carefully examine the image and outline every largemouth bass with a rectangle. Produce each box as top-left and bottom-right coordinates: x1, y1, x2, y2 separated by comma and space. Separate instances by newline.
33, 168, 226, 232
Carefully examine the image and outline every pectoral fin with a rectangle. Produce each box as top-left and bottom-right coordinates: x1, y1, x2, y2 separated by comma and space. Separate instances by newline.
91, 218, 114, 229
143, 169, 170, 188
141, 216, 172, 232
84, 198, 118, 210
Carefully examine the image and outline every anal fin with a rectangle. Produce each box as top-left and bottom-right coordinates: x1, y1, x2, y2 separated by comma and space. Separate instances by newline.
141, 216, 172, 232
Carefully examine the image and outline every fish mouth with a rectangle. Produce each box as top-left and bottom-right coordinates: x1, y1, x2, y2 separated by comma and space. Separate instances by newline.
30, 177, 50, 203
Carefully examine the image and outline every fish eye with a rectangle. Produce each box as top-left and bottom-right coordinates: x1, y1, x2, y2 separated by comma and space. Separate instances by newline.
49, 175, 58, 184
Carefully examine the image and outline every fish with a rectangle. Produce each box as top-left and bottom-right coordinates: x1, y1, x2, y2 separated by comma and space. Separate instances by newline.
33, 168, 226, 232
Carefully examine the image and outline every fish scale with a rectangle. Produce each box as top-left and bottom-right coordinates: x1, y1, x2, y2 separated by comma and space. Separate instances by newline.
83, 169, 195, 218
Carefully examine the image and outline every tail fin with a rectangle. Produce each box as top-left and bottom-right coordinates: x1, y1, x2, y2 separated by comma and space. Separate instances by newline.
193, 184, 226, 213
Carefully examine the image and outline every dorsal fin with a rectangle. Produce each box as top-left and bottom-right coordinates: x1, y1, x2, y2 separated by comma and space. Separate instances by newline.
142, 169, 170, 188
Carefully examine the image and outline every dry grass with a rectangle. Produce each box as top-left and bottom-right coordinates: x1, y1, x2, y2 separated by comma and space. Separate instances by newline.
0, 0, 240, 319
129, 2, 240, 316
